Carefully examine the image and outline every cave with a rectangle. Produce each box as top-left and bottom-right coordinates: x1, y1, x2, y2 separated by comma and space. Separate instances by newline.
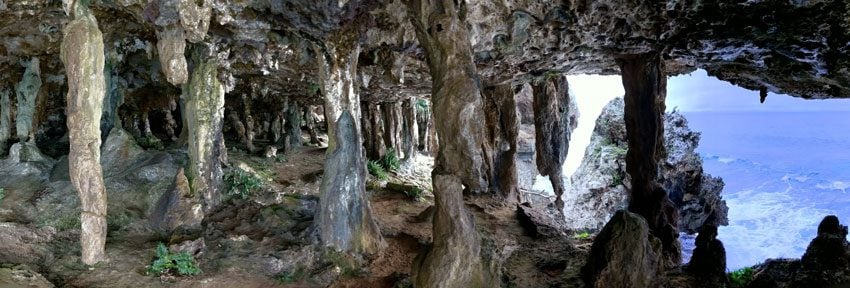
0, 0, 849, 287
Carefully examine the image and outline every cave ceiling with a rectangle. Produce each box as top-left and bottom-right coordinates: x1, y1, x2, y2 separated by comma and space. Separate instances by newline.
1, 0, 847, 105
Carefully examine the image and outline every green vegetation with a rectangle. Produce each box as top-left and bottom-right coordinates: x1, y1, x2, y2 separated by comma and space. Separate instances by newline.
276, 265, 308, 284
224, 169, 263, 199
0, 188, 5, 202
728, 267, 755, 288
323, 250, 360, 277
573, 232, 592, 240
275, 154, 286, 163
404, 186, 424, 202
39, 213, 80, 231
380, 149, 401, 172
609, 145, 628, 158
611, 173, 624, 187
367, 160, 389, 181
137, 136, 165, 150
147, 242, 201, 277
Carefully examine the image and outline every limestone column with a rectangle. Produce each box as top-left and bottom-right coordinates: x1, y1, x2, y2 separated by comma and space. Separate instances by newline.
415, 98, 430, 152
405, 0, 493, 286
304, 105, 321, 145
184, 55, 225, 213
15, 57, 42, 142
619, 53, 680, 267
400, 98, 418, 164
363, 101, 385, 160
0, 89, 11, 154
531, 75, 573, 214
61, 1, 107, 265
484, 84, 520, 202
380, 101, 400, 155
282, 98, 302, 153
316, 32, 384, 255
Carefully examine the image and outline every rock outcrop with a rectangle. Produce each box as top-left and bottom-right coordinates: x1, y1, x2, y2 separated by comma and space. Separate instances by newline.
582, 210, 663, 288
566, 97, 728, 234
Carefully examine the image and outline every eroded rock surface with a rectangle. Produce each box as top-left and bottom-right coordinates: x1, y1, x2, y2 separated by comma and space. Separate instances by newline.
567, 97, 727, 234
582, 210, 663, 288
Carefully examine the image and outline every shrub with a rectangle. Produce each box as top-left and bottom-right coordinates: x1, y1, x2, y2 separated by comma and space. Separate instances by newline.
147, 242, 201, 276
574, 232, 592, 240
729, 267, 754, 288
380, 149, 401, 172
224, 169, 263, 199
137, 136, 165, 150
367, 160, 388, 181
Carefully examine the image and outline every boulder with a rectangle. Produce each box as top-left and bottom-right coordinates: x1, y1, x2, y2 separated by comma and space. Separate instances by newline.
150, 168, 203, 232
0, 223, 55, 266
582, 210, 663, 288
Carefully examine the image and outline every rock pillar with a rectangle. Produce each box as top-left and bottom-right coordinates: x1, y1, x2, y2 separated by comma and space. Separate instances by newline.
400, 97, 418, 166
405, 0, 493, 286
619, 53, 680, 267
15, 57, 42, 142
362, 101, 385, 160
531, 75, 575, 214
316, 32, 384, 254
0, 89, 10, 154
184, 54, 225, 213
484, 84, 520, 202
61, 2, 107, 265
282, 98, 302, 153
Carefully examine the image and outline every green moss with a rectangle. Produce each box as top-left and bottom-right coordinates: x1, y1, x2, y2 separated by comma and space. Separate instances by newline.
39, 213, 81, 231
728, 267, 754, 288
0, 188, 5, 203
611, 173, 623, 187
137, 135, 165, 150
573, 232, 592, 240
323, 250, 360, 277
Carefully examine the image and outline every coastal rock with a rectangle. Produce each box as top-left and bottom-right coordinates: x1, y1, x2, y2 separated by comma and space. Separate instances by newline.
566, 98, 727, 234
582, 210, 663, 288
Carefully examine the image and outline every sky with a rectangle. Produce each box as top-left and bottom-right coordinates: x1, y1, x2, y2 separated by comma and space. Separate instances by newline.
560, 69, 850, 176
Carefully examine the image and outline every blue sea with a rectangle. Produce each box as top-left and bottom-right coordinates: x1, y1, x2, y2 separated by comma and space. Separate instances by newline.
681, 111, 850, 270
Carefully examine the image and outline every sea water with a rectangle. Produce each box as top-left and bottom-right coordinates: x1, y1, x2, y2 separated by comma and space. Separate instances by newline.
681, 111, 850, 270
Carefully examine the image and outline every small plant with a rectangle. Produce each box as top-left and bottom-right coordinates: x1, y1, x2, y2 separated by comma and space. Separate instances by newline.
224, 169, 263, 199
276, 265, 307, 284
573, 232, 591, 240
611, 173, 624, 187
380, 149, 401, 172
0, 188, 5, 202
137, 136, 165, 150
404, 186, 424, 202
728, 267, 755, 288
367, 160, 388, 181
148, 242, 201, 276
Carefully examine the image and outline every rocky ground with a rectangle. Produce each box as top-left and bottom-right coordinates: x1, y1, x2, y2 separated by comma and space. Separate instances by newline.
0, 129, 593, 288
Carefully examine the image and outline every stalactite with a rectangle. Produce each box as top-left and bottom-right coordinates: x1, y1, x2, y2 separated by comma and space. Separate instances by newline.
184, 53, 225, 213
282, 98, 303, 153
242, 93, 256, 152
380, 101, 401, 155
400, 97, 418, 167
531, 75, 574, 215
483, 84, 520, 202
270, 112, 282, 143
15, 57, 42, 142
415, 98, 430, 153
304, 105, 321, 145
363, 101, 385, 160
316, 32, 384, 255
405, 0, 494, 286
60, 2, 107, 265
101, 53, 124, 141
0, 89, 11, 154
619, 53, 681, 268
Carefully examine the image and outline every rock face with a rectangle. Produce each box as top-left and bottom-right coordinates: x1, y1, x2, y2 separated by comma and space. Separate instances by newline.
0, 223, 55, 267
61, 2, 108, 265
483, 84, 520, 201
566, 97, 728, 234
150, 168, 203, 232
185, 55, 225, 213
582, 210, 663, 288
14, 57, 41, 142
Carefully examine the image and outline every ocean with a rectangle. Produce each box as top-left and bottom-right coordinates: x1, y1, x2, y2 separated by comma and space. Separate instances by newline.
681, 111, 850, 270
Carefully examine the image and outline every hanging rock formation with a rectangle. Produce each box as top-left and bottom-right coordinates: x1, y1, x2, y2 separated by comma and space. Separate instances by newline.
531, 75, 577, 212
380, 101, 401, 155
483, 84, 521, 202
0, 89, 10, 154
184, 53, 225, 213
620, 53, 681, 268
60, 2, 107, 265
566, 98, 728, 233
15, 57, 42, 142
316, 30, 384, 255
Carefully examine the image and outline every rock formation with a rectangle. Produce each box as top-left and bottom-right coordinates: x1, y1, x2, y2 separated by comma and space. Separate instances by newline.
685, 224, 727, 285
184, 52, 225, 213
61, 1, 107, 265
0, 89, 10, 154
582, 210, 663, 288
15, 57, 42, 142
532, 75, 577, 213
567, 97, 728, 234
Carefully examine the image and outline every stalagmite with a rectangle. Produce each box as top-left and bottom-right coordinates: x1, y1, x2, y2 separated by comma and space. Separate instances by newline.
531, 75, 574, 214
282, 98, 302, 153
620, 53, 681, 268
304, 105, 321, 145
60, 1, 107, 265
242, 93, 256, 152
483, 84, 520, 202
228, 110, 247, 145
405, 0, 493, 286
184, 54, 225, 213
0, 89, 10, 154
15, 57, 42, 142
316, 32, 384, 254
400, 97, 418, 164
416, 99, 430, 152
362, 101, 385, 160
